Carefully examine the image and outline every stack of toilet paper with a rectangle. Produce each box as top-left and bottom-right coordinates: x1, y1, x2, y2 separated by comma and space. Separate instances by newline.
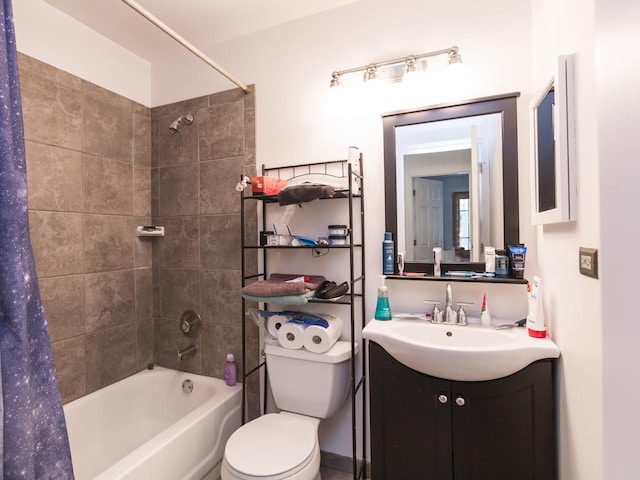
265, 312, 343, 353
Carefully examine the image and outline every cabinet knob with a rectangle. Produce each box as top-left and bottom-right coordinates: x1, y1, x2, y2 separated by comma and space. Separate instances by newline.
438, 393, 448, 404
455, 396, 466, 407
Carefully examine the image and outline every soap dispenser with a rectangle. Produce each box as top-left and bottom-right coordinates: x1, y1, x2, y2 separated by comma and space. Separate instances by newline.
374, 275, 393, 320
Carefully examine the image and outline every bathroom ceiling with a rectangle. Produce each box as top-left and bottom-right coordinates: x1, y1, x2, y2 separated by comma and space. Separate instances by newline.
42, 0, 358, 63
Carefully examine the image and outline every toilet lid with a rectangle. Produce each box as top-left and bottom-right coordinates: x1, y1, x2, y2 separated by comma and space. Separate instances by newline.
225, 413, 317, 478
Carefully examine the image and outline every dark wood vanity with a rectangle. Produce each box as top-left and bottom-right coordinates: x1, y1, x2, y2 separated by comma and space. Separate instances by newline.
369, 341, 556, 480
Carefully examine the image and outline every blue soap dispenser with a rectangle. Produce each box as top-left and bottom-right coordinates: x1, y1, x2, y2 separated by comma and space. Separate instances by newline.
374, 275, 393, 321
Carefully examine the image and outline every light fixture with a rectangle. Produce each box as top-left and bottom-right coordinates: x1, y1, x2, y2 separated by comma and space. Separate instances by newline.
328, 45, 462, 91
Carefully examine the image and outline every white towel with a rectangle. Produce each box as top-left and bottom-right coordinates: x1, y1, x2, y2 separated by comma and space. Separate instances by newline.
303, 315, 343, 353
277, 321, 306, 349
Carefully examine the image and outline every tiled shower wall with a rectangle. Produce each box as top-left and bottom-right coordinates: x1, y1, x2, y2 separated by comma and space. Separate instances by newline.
20, 53, 258, 409
20, 53, 154, 403
150, 88, 260, 412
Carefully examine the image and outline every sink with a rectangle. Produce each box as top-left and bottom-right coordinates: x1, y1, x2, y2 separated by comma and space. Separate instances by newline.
362, 317, 560, 381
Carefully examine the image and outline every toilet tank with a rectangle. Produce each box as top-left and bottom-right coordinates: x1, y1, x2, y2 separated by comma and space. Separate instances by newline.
265, 341, 358, 419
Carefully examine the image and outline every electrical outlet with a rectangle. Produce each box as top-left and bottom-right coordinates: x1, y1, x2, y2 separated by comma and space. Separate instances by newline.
579, 247, 598, 279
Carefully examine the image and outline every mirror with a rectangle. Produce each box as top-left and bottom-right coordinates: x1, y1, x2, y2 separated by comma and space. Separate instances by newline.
383, 93, 520, 273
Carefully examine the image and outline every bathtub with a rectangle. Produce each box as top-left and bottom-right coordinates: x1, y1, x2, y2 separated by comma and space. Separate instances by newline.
63, 366, 242, 480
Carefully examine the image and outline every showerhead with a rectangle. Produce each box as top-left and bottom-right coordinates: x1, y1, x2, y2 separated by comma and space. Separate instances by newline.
169, 113, 194, 133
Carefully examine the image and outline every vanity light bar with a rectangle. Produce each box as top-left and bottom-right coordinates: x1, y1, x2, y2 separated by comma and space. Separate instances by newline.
328, 46, 462, 87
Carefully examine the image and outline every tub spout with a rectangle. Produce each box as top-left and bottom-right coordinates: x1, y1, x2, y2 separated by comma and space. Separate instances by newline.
177, 344, 197, 361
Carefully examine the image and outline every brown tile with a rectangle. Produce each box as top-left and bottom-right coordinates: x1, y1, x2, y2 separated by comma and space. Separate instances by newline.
135, 267, 153, 321
158, 268, 200, 320
85, 270, 135, 332
25, 141, 83, 212
84, 154, 133, 215
29, 211, 84, 278
151, 216, 200, 268
134, 105, 152, 166
136, 317, 155, 369
151, 96, 208, 120
154, 317, 202, 373
208, 88, 247, 106
200, 269, 241, 326
152, 115, 199, 168
202, 323, 242, 379
134, 217, 153, 268
51, 336, 86, 404
158, 164, 199, 216
198, 102, 244, 161
19, 69, 82, 150
151, 168, 159, 217
40, 275, 85, 343
244, 107, 256, 165
82, 80, 134, 112
18, 53, 82, 90
86, 323, 137, 393
82, 94, 133, 163
133, 164, 151, 217
84, 214, 134, 272
200, 214, 241, 270
199, 157, 243, 215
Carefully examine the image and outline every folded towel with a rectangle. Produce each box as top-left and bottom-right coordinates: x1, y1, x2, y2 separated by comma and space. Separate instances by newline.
242, 292, 315, 305
241, 274, 325, 297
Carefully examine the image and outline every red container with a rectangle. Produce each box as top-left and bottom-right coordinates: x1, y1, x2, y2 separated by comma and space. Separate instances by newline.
251, 176, 287, 195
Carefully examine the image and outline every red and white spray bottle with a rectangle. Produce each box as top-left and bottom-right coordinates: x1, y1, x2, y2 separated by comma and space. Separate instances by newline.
526, 276, 546, 338
480, 294, 491, 327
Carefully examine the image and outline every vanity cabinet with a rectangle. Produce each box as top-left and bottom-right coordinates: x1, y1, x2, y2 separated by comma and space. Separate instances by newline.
369, 341, 556, 480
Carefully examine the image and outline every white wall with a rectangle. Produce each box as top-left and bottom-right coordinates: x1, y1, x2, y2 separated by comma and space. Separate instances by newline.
595, 1, 640, 479
530, 0, 605, 479
12, 0, 151, 106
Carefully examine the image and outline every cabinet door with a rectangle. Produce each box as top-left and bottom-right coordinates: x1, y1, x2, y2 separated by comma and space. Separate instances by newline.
450, 361, 555, 480
369, 342, 453, 480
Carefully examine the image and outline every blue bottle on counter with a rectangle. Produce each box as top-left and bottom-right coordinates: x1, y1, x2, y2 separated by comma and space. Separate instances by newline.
382, 232, 395, 274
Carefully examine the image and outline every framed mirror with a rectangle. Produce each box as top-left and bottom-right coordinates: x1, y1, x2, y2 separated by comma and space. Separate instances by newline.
383, 93, 520, 274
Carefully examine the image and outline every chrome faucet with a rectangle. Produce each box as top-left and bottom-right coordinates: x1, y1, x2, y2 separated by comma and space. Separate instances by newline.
443, 283, 458, 324
177, 344, 197, 361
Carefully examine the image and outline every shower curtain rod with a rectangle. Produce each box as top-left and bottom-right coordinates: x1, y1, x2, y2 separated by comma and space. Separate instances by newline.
120, 0, 249, 94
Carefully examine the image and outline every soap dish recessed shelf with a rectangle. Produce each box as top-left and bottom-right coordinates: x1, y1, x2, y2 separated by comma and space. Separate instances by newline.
136, 225, 164, 237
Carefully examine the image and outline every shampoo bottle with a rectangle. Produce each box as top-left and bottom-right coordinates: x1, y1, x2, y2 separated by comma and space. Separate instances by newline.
225, 353, 237, 386
526, 276, 546, 338
374, 275, 393, 320
382, 232, 395, 275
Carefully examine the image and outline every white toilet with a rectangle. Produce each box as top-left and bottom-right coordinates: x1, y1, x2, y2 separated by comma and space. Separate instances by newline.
221, 340, 357, 480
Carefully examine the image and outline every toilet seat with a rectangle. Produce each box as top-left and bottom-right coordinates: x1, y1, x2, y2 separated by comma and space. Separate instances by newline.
223, 413, 319, 479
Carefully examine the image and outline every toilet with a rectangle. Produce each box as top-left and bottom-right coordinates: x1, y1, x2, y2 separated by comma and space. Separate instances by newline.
221, 340, 357, 480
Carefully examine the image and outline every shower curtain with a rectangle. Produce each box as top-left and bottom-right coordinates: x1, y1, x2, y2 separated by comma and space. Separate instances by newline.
0, 0, 74, 478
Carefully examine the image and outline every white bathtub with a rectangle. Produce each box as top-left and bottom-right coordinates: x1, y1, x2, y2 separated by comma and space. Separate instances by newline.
63, 366, 242, 480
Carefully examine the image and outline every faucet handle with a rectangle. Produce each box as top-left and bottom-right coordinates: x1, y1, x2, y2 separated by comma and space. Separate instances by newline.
424, 300, 443, 323
456, 302, 474, 326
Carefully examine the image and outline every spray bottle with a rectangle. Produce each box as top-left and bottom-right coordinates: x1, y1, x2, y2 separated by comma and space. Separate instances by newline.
374, 275, 393, 320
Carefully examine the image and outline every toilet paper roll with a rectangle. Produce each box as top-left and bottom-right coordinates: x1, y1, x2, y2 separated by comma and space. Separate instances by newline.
277, 321, 306, 349
266, 315, 288, 339
303, 315, 343, 354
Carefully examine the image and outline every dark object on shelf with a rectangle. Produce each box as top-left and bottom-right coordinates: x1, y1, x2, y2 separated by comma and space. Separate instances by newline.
278, 184, 335, 205
315, 281, 349, 299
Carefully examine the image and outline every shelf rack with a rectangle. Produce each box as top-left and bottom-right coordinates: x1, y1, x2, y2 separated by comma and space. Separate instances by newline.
240, 157, 367, 479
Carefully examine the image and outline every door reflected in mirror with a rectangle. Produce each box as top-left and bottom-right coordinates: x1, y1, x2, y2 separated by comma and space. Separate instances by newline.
396, 113, 503, 262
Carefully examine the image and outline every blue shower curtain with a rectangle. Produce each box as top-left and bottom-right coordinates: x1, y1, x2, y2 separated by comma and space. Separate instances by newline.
0, 0, 74, 478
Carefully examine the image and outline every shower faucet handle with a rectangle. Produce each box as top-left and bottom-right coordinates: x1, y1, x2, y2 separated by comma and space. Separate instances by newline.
179, 310, 202, 337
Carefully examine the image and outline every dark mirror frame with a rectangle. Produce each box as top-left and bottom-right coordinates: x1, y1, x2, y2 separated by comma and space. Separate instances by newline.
383, 92, 520, 274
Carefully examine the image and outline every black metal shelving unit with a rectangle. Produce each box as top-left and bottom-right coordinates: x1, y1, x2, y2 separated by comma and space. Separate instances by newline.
239, 157, 367, 480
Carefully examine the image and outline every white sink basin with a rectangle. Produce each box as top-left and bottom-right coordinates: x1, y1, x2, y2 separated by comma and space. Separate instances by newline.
362, 317, 560, 381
